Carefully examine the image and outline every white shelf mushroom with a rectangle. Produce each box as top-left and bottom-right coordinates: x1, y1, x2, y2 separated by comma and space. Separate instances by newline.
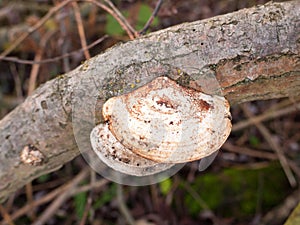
90, 76, 232, 176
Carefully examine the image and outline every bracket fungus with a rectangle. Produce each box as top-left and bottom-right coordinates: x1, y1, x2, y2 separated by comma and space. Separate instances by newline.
90, 76, 232, 176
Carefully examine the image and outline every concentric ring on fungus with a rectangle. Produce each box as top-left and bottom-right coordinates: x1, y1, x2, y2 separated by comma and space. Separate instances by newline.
90, 76, 232, 176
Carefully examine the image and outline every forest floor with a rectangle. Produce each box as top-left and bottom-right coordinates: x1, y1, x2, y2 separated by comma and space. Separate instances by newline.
0, 0, 299, 225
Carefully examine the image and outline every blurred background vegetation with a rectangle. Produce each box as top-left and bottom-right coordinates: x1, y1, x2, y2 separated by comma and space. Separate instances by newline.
0, 0, 299, 225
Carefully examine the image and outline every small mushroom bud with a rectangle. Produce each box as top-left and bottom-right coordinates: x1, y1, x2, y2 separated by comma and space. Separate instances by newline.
90, 76, 232, 176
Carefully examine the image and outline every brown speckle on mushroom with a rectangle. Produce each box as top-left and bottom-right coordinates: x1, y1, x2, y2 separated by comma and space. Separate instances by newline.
90, 76, 232, 176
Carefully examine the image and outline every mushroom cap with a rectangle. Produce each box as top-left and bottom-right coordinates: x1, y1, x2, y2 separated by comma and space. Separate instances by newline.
102, 76, 232, 163
90, 123, 174, 176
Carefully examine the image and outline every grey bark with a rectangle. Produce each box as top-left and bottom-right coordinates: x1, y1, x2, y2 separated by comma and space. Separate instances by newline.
0, 0, 299, 202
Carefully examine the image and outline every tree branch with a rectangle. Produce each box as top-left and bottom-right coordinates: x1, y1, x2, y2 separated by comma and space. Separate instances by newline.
0, 0, 299, 202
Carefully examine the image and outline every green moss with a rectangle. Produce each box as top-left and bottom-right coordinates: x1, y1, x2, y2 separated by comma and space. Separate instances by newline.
249, 135, 261, 148
93, 183, 117, 209
159, 178, 173, 196
74, 191, 87, 219
175, 69, 193, 87
183, 163, 289, 219
37, 174, 50, 183
136, 3, 159, 31
103, 70, 127, 100
105, 13, 126, 36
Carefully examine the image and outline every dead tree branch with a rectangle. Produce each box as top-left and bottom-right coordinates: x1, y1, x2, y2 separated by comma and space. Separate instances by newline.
0, 1, 299, 202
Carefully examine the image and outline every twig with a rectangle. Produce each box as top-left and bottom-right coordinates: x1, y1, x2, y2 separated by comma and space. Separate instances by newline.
0, 0, 114, 60
288, 161, 300, 179
232, 101, 300, 132
117, 184, 135, 225
241, 104, 297, 187
72, 179, 109, 195
27, 52, 43, 95
27, 30, 55, 95
227, 161, 276, 170
72, 2, 91, 60
2, 185, 68, 223
25, 182, 36, 221
180, 180, 210, 210
79, 170, 96, 225
265, 97, 300, 113
180, 178, 220, 224
9, 64, 23, 99
0, 204, 15, 225
261, 189, 300, 225
0, 0, 74, 58
254, 172, 264, 222
29, 176, 72, 193
57, 7, 71, 73
139, 0, 163, 35
0, 35, 108, 65
102, 0, 138, 38
0, 169, 88, 225
165, 175, 180, 206
31, 168, 90, 225
3, 194, 15, 214
86, 0, 136, 39
222, 142, 277, 160
0, 0, 134, 64
79, 194, 92, 225
0, 176, 108, 225
150, 184, 160, 211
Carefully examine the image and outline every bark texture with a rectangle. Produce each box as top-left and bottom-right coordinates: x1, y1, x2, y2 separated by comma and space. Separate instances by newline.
0, 1, 299, 202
